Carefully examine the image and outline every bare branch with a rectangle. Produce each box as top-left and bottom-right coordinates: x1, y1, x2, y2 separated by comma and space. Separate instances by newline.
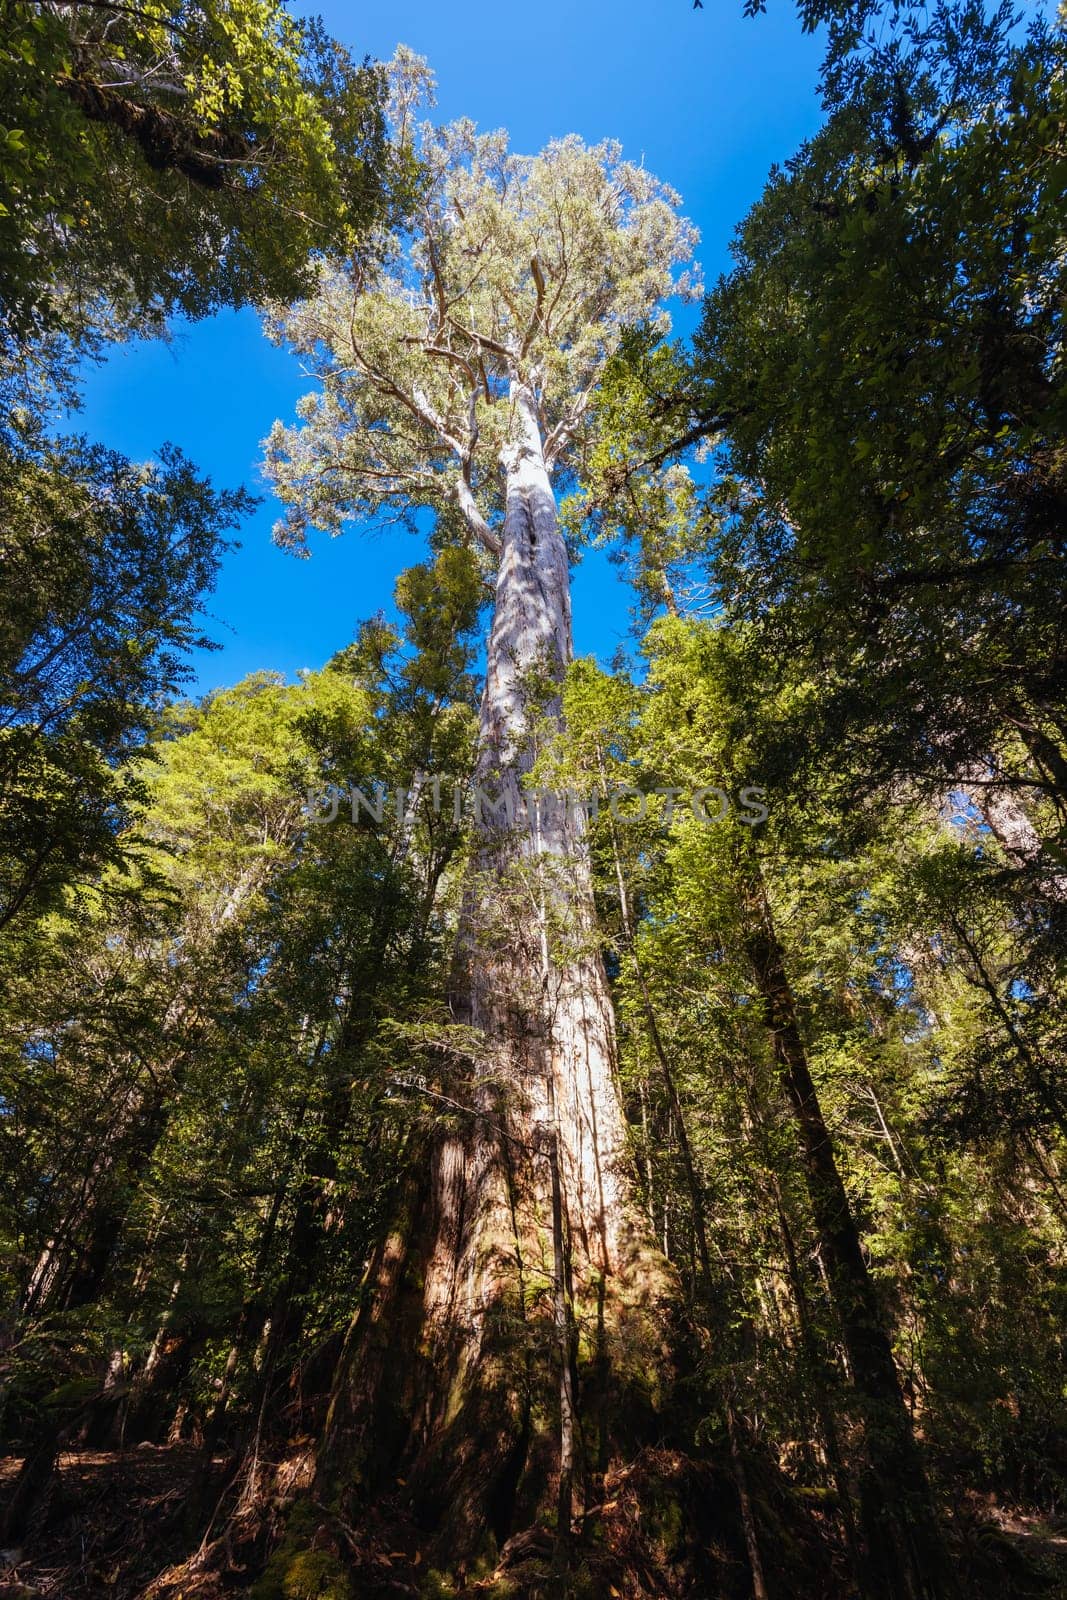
454, 472, 501, 556
447, 317, 513, 363
521, 254, 547, 359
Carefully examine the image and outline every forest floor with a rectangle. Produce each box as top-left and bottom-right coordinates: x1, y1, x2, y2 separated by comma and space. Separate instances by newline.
3, 1448, 1067, 1599
0, 1446, 237, 1600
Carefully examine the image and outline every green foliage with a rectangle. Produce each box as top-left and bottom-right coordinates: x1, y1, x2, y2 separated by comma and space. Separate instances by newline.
265, 58, 697, 559
560, 325, 715, 620
3, 7, 1067, 1593
540, 610, 1067, 1527
0, 425, 248, 928
0, 0, 394, 381
692, 1, 1067, 834
0, 4, 399, 940
0, 552, 480, 1470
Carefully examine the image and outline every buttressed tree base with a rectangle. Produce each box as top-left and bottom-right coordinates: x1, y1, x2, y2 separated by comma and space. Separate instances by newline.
265, 53, 706, 1582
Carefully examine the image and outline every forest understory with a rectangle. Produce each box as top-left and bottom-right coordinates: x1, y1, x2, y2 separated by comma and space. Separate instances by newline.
2, 1, 1066, 1597
2, 1442, 1066, 1600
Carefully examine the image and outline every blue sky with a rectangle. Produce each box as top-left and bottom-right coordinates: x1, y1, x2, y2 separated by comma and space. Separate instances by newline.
76, 0, 826, 694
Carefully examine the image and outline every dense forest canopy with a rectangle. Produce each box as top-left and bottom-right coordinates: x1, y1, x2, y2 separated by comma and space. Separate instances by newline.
0, 3, 1064, 1600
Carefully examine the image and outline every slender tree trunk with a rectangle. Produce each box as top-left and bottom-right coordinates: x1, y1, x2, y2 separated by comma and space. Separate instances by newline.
20, 1081, 155, 1320
761, 1151, 863, 1575
1009, 712, 1067, 816
606, 806, 770, 1596
320, 383, 678, 1568
19, 858, 279, 1329
744, 875, 957, 1600
949, 912, 1067, 1135
122, 1250, 191, 1444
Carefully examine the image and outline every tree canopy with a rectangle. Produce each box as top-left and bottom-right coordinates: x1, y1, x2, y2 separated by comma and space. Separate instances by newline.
0, 0, 395, 385
2, 5, 1067, 1599
266, 53, 698, 562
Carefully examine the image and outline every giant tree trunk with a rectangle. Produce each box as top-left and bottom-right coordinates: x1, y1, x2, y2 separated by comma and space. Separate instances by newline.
320, 385, 678, 1569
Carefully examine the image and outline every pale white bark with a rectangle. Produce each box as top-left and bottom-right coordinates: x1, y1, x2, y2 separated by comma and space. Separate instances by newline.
438, 380, 634, 1301
325, 377, 674, 1554
952, 761, 1067, 900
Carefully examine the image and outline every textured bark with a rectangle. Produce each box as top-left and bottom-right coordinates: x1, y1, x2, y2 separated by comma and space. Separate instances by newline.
321, 383, 678, 1568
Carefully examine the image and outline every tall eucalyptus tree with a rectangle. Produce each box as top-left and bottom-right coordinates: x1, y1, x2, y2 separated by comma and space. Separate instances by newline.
265, 51, 698, 1562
